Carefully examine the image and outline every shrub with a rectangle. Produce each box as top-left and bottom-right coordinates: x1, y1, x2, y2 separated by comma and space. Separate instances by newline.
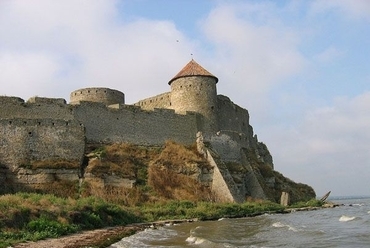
26, 216, 78, 237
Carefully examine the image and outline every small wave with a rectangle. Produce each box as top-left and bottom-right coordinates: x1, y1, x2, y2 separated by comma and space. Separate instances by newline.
186, 235, 226, 247
186, 235, 208, 245
272, 222, 285, 228
272, 222, 299, 232
339, 215, 356, 222
350, 203, 364, 207
288, 226, 299, 232
367, 210, 370, 214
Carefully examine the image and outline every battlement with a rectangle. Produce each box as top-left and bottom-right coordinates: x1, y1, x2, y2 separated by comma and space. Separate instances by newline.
108, 103, 142, 111
27, 96, 66, 105
0, 96, 25, 104
1, 118, 82, 127
70, 87, 125, 105
135, 92, 171, 110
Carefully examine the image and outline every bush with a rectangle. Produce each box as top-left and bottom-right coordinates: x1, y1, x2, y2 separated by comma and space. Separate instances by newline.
289, 199, 323, 208
26, 216, 78, 238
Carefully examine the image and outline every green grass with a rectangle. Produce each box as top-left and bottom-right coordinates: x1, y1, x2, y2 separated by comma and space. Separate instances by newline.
289, 199, 324, 208
0, 193, 320, 248
0, 193, 142, 248
137, 200, 285, 222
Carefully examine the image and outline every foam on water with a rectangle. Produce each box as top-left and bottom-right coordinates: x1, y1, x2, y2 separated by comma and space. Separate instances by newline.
339, 215, 356, 222
108, 227, 178, 248
186, 235, 206, 244
109, 197, 370, 248
272, 222, 285, 228
272, 221, 299, 232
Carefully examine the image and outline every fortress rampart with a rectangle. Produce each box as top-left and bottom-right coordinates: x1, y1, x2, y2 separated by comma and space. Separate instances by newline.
71, 101, 200, 145
0, 59, 277, 202
0, 96, 73, 121
135, 92, 171, 110
0, 118, 85, 170
70, 87, 125, 105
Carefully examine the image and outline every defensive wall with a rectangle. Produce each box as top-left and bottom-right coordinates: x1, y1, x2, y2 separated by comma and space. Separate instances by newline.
135, 92, 171, 110
0, 117, 85, 194
0, 59, 277, 202
0, 96, 73, 121
70, 87, 125, 105
71, 101, 201, 146
0, 118, 85, 170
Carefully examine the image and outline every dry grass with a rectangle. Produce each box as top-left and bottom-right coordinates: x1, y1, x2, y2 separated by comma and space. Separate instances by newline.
147, 141, 213, 202
83, 141, 213, 204
20, 159, 80, 169
12, 181, 79, 199
148, 165, 213, 201
257, 163, 274, 178
85, 143, 161, 181
80, 181, 147, 206
151, 140, 211, 172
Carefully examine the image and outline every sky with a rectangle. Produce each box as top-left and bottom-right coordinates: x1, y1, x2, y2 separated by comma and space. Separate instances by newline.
1, 0, 369, 197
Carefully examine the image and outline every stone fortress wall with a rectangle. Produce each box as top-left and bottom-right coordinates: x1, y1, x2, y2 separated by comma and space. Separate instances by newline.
0, 96, 73, 120
0, 59, 274, 202
134, 92, 171, 110
0, 117, 85, 193
70, 87, 125, 105
72, 101, 200, 145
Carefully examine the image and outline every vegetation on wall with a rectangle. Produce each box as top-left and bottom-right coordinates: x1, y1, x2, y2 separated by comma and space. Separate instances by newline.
19, 159, 80, 169
81, 141, 213, 204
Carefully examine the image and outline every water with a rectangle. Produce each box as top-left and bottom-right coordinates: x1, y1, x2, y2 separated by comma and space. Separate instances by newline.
109, 197, 370, 247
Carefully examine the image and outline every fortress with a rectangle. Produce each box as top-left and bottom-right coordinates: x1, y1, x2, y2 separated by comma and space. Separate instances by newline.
0, 60, 313, 203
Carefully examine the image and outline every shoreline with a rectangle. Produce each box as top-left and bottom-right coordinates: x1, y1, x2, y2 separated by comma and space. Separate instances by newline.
12, 203, 341, 248
11, 219, 198, 248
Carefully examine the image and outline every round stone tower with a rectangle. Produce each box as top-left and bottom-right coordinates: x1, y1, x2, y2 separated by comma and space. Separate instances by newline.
70, 87, 125, 105
168, 59, 219, 133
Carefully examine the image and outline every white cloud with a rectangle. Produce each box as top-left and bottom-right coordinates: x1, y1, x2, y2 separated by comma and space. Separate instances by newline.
0, 0, 196, 102
199, 3, 306, 113
311, 0, 370, 21
314, 46, 345, 64
268, 92, 370, 196
0, 52, 59, 97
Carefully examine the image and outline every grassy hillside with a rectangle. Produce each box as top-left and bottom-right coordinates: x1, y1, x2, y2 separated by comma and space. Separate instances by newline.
0, 141, 320, 247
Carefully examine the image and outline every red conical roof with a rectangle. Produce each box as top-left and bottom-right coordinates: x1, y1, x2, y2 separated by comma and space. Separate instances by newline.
168, 59, 218, 85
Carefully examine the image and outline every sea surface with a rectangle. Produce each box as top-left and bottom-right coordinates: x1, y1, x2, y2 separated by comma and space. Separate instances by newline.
109, 197, 370, 248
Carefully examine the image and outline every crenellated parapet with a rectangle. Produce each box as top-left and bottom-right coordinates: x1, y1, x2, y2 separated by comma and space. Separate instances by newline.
135, 92, 171, 110
70, 87, 125, 105
0, 96, 73, 120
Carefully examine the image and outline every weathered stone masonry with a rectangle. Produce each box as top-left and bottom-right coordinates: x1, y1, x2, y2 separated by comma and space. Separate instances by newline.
0, 59, 275, 202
